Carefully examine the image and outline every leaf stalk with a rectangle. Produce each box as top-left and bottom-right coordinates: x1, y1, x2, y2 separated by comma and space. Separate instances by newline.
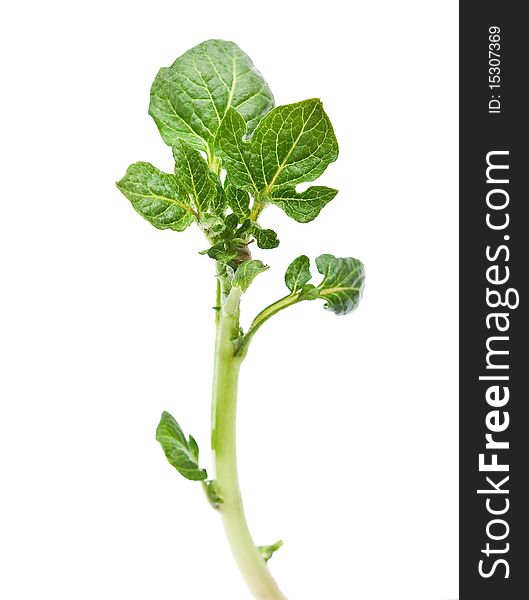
235, 293, 302, 360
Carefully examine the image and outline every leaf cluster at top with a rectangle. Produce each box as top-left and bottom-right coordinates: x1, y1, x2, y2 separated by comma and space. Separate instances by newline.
117, 39, 340, 275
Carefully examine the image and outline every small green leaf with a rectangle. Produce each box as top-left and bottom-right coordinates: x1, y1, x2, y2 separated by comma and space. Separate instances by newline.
205, 243, 238, 262
233, 260, 269, 291
258, 540, 284, 562
209, 172, 227, 215
270, 186, 338, 223
200, 214, 225, 237
224, 213, 240, 234
216, 108, 258, 193
236, 218, 252, 237
203, 480, 223, 509
116, 162, 194, 231
156, 411, 207, 481
250, 224, 279, 249
315, 254, 365, 315
299, 283, 319, 300
285, 255, 312, 292
209, 249, 238, 262
173, 139, 215, 212
225, 184, 250, 220
149, 40, 274, 154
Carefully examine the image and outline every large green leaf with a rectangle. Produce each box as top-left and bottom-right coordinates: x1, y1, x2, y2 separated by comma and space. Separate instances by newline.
156, 411, 207, 481
173, 139, 215, 212
249, 99, 338, 190
116, 162, 194, 231
315, 254, 364, 315
149, 40, 274, 155
216, 99, 339, 221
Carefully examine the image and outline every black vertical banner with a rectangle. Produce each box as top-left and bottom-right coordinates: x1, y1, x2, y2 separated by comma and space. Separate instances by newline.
460, 3, 527, 599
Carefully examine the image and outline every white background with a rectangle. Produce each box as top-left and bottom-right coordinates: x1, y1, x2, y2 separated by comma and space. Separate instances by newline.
0, 1, 458, 599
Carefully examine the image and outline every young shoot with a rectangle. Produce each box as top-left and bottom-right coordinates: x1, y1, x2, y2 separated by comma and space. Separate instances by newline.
116, 39, 365, 600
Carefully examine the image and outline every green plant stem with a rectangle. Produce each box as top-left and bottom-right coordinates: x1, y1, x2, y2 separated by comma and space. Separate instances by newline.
212, 285, 287, 600
236, 293, 301, 360
249, 196, 267, 221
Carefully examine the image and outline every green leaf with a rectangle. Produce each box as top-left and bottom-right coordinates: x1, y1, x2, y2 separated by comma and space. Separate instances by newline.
149, 39, 274, 155
209, 172, 227, 214
283, 254, 365, 313
156, 411, 207, 481
299, 283, 319, 300
225, 184, 250, 220
216, 99, 339, 222
205, 242, 238, 262
315, 254, 365, 315
116, 162, 194, 231
200, 214, 225, 237
285, 255, 312, 292
172, 139, 215, 212
216, 108, 259, 193
250, 224, 279, 249
236, 218, 252, 237
270, 186, 338, 223
233, 260, 268, 291
224, 213, 240, 233
250, 99, 338, 191
258, 540, 284, 562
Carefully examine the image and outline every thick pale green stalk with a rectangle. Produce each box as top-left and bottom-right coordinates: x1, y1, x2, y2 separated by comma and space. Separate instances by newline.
212, 285, 287, 600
